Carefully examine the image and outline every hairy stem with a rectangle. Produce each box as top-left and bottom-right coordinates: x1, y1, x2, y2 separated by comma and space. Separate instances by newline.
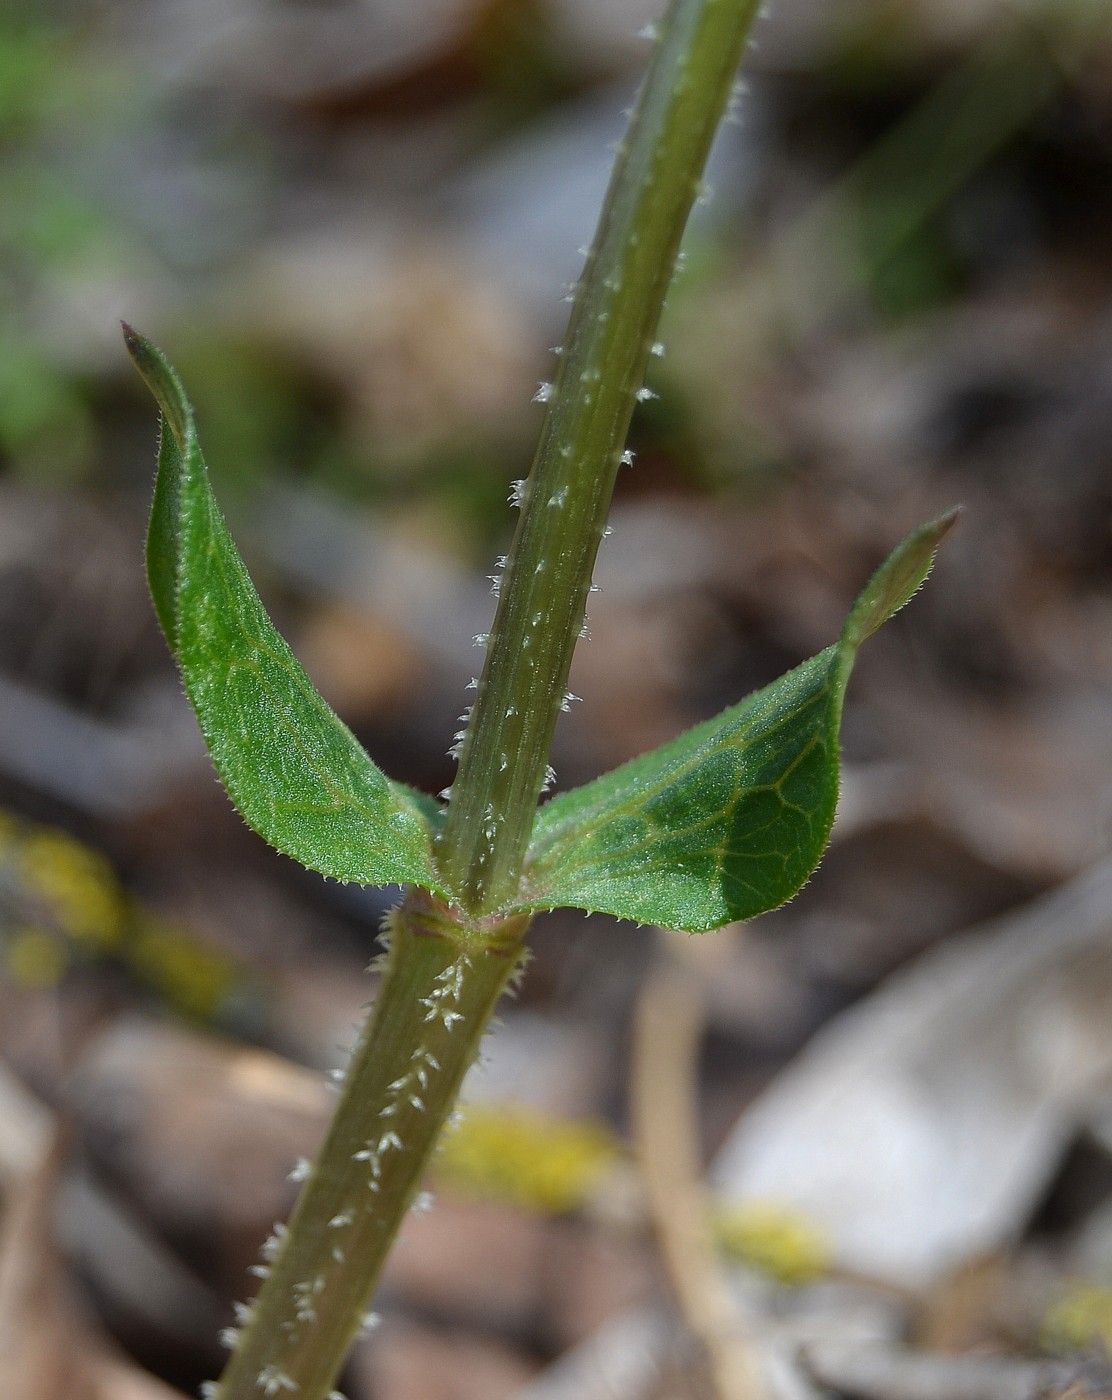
440, 0, 762, 914
212, 895, 528, 1400
213, 2, 761, 1392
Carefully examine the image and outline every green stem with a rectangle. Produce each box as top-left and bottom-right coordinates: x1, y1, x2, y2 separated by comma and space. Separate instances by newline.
212, 894, 528, 1400
213, 4, 760, 1393
440, 0, 762, 915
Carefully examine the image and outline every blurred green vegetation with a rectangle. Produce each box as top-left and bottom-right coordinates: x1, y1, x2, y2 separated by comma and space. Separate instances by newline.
0, 7, 136, 478
1, 0, 1108, 527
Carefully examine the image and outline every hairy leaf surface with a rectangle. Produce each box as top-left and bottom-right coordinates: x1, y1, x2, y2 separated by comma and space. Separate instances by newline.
125, 327, 445, 893
518, 514, 956, 931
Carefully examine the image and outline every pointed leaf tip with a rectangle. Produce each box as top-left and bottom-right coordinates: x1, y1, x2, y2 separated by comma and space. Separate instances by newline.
518, 511, 958, 932
842, 507, 960, 652
123, 326, 191, 446
129, 336, 445, 895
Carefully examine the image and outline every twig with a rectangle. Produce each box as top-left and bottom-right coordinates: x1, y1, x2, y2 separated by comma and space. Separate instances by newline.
633, 946, 765, 1400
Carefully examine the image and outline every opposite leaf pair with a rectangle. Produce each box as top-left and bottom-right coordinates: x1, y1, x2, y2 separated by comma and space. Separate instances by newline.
126, 327, 955, 934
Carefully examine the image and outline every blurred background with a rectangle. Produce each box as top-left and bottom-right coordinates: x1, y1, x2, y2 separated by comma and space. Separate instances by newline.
1, 0, 1111, 1396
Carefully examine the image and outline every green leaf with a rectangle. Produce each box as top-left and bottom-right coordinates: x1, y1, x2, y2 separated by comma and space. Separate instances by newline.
123, 326, 445, 893
518, 513, 958, 931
